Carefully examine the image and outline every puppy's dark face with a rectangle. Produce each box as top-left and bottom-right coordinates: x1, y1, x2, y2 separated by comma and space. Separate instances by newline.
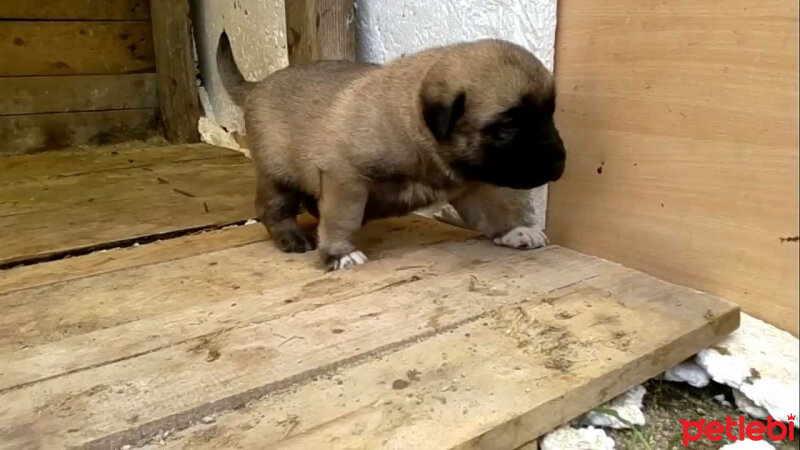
457, 91, 565, 189
421, 41, 566, 190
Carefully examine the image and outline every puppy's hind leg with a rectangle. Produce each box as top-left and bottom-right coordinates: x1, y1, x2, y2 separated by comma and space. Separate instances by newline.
256, 176, 317, 253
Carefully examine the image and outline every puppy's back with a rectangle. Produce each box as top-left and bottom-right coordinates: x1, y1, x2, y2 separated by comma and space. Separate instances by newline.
248, 61, 378, 115
243, 61, 379, 190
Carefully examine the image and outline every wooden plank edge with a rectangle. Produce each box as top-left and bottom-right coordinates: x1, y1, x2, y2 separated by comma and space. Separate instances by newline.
456, 306, 741, 449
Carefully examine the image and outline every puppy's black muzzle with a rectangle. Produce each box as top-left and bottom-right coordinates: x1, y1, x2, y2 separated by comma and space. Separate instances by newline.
458, 123, 567, 190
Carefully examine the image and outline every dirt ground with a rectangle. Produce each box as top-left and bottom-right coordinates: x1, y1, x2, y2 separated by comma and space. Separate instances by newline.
607, 380, 798, 450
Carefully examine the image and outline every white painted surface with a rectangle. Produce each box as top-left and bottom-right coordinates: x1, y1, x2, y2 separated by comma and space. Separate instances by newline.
355, 0, 557, 68
191, 0, 288, 133
356, 0, 559, 228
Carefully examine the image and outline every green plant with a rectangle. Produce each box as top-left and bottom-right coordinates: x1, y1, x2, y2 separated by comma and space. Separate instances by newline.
591, 408, 653, 450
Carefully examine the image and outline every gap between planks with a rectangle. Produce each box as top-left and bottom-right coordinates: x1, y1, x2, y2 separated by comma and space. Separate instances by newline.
0, 143, 256, 266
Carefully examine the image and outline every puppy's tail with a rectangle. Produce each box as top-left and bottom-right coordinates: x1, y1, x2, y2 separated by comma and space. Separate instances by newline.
216, 31, 256, 107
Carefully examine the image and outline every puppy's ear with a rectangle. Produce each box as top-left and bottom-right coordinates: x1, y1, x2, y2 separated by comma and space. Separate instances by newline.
422, 91, 466, 141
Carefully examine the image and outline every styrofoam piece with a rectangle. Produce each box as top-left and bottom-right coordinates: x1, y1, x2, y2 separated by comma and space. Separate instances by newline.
540, 426, 615, 450
696, 313, 799, 427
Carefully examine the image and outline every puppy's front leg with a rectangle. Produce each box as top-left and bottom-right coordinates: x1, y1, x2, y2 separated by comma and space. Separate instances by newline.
317, 173, 369, 271
449, 184, 549, 250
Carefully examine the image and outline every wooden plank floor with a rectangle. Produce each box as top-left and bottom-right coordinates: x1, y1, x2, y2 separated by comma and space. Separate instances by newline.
0, 213, 739, 449
0, 143, 255, 267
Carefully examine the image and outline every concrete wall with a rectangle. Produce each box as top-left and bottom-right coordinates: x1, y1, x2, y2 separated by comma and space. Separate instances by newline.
356, 0, 559, 228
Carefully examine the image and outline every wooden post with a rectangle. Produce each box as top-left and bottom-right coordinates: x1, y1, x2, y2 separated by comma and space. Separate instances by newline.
149, 0, 201, 143
285, 0, 356, 65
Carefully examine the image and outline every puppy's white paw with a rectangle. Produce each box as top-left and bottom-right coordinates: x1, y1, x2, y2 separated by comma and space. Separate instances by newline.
328, 251, 368, 271
493, 227, 549, 250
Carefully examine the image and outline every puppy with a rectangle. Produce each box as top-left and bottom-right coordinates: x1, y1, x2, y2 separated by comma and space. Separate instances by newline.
216, 32, 566, 271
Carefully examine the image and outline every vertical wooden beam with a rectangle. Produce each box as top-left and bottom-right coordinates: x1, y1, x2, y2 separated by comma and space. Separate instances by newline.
285, 0, 356, 65
150, 0, 201, 143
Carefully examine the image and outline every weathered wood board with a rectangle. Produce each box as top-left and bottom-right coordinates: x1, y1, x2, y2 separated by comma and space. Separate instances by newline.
0, 216, 739, 449
286, 0, 357, 64
0, 0, 151, 20
149, 0, 201, 143
0, 74, 159, 115
0, 21, 155, 76
549, 0, 799, 334
0, 109, 161, 155
0, 144, 256, 266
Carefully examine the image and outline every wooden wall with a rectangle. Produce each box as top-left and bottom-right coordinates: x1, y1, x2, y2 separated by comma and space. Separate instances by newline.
0, 0, 161, 154
548, 0, 799, 334
285, 0, 357, 65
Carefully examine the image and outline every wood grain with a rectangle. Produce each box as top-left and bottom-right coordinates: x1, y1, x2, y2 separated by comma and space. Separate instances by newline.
0, 74, 158, 115
0, 144, 254, 266
0, 108, 160, 154
0, 0, 150, 20
0, 221, 265, 296
0, 224, 738, 449
548, 0, 799, 334
286, 0, 356, 64
0, 21, 154, 76
0, 142, 226, 185
149, 0, 201, 143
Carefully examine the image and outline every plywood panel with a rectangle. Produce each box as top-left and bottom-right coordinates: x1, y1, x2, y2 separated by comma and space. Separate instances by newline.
548, 0, 799, 334
0, 21, 155, 76
0, 221, 738, 448
0, 0, 150, 20
0, 144, 255, 266
0, 74, 158, 115
0, 108, 160, 154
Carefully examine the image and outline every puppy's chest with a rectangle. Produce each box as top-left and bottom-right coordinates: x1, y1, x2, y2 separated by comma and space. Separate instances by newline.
368, 180, 458, 216
395, 181, 451, 206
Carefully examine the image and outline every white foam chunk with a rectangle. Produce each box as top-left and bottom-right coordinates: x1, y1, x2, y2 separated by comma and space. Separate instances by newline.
696, 313, 799, 427
540, 426, 615, 450
713, 393, 732, 407
719, 440, 776, 450
198, 117, 247, 156
732, 389, 769, 420
580, 385, 646, 429
663, 360, 711, 388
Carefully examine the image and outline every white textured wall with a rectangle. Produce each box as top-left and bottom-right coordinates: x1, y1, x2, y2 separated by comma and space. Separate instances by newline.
191, 0, 288, 133
355, 1, 557, 68
356, 0, 559, 229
